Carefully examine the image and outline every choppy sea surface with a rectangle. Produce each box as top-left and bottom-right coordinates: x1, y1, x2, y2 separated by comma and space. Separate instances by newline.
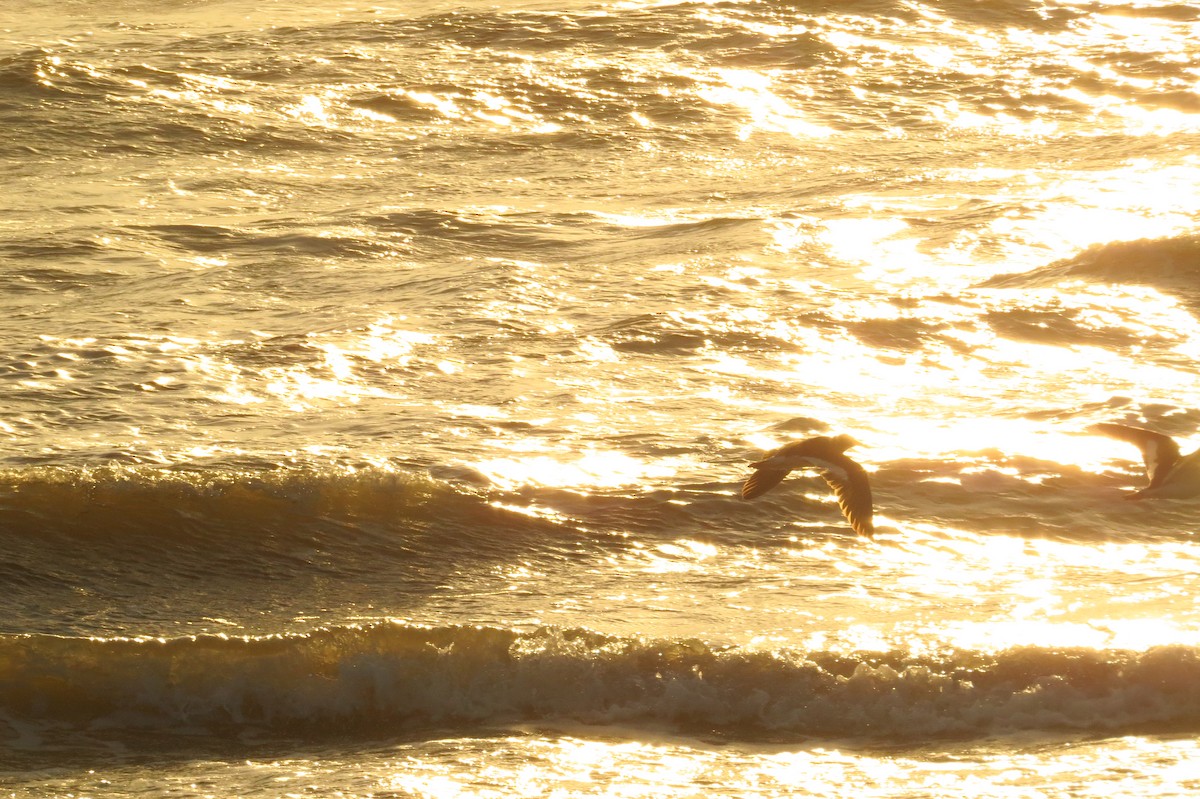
4, 0, 1200, 795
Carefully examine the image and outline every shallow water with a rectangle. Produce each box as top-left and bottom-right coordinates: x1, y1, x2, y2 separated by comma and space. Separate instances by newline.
3, 0, 1200, 795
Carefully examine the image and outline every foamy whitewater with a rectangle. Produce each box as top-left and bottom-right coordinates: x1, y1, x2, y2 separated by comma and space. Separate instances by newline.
4, 0, 1200, 795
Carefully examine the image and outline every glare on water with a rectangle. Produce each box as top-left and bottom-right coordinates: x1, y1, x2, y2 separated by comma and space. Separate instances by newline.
5, 0, 1200, 795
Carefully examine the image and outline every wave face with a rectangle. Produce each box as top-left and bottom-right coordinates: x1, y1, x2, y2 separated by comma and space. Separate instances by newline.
0, 465, 589, 638
3, 455, 1195, 640
5, 623, 1200, 746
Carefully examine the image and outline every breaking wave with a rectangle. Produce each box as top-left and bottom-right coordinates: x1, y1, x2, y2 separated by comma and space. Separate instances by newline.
4, 622, 1199, 748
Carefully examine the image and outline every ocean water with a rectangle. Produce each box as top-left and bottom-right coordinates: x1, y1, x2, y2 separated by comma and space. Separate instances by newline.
4, 0, 1200, 795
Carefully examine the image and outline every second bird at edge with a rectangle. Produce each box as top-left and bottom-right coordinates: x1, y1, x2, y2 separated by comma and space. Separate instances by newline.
1092, 422, 1200, 499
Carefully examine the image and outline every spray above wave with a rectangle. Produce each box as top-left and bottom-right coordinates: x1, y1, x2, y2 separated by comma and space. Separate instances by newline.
4, 622, 1200, 746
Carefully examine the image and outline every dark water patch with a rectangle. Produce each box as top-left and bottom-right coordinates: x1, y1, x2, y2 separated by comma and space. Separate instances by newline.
595, 314, 712, 356
983, 304, 1169, 350
0, 236, 110, 262
121, 222, 402, 262
357, 207, 764, 264
1021, 395, 1135, 422
0, 48, 58, 98
0, 48, 131, 100
1099, 3, 1200, 22
786, 305, 975, 357
347, 92, 447, 123
384, 6, 719, 54
361, 208, 584, 256
921, 0, 1086, 29
771, 417, 832, 434
845, 316, 954, 352
0, 264, 123, 294
981, 235, 1200, 301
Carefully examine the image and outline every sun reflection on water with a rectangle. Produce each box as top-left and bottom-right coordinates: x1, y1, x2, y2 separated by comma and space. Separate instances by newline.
858, 526, 1200, 654
473, 450, 686, 491
363, 728, 1200, 798
697, 68, 834, 140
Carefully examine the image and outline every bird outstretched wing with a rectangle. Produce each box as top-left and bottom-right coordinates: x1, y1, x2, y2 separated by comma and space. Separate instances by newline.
812, 457, 874, 537
741, 468, 790, 500
741, 448, 874, 536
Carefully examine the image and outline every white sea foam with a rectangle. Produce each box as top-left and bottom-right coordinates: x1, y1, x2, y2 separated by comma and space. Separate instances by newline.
4, 623, 1200, 744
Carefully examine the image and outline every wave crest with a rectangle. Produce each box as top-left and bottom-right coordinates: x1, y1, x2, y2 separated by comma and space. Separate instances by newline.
0, 465, 453, 537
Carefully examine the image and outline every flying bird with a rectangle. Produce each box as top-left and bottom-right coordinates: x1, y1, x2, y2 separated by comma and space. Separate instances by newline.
1091, 422, 1200, 499
741, 433, 874, 536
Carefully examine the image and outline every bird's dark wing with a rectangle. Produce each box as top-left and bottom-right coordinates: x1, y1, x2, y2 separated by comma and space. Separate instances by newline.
812, 455, 874, 536
1091, 423, 1181, 488
741, 468, 790, 500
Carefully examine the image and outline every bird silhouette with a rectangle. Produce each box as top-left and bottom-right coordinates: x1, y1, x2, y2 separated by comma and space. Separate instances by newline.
741, 433, 874, 535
